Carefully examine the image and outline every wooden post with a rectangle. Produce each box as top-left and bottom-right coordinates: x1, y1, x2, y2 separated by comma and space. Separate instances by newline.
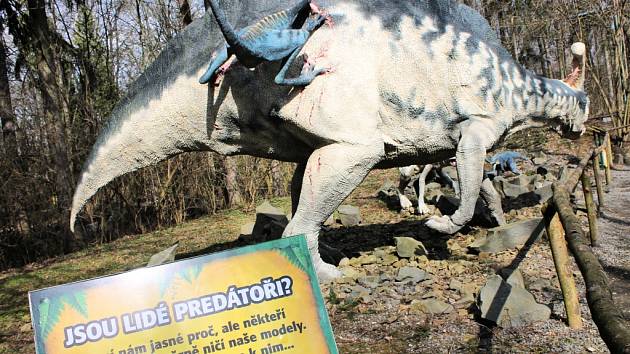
580, 171, 599, 247
593, 153, 605, 211
543, 203, 582, 329
553, 184, 630, 352
605, 134, 613, 184
604, 139, 612, 186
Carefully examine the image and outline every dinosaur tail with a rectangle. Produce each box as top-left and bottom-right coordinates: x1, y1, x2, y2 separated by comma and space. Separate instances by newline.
207, 0, 258, 63
70, 18, 215, 232
70, 79, 209, 232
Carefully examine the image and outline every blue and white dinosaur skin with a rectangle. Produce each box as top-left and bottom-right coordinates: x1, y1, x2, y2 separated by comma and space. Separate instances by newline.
486, 151, 528, 175
199, 0, 331, 86
70, 0, 590, 281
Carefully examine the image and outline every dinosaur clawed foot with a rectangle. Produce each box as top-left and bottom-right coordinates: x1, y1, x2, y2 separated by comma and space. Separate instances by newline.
213, 57, 236, 86
309, 1, 334, 27
417, 203, 431, 216
314, 261, 342, 283
425, 215, 463, 234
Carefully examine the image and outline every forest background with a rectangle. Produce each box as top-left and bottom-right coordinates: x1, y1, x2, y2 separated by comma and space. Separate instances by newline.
0, 0, 628, 269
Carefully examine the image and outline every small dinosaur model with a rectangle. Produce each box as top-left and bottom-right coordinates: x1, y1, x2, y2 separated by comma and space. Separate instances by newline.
486, 151, 528, 175
199, 0, 331, 86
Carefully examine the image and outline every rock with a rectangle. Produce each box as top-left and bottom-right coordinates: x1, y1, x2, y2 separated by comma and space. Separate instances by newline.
477, 275, 551, 327
498, 268, 526, 289
469, 218, 545, 253
338, 205, 361, 227
348, 285, 371, 301
514, 174, 537, 187
20, 322, 32, 333
340, 266, 362, 278
534, 183, 553, 203
147, 242, 179, 267
533, 157, 547, 165
239, 222, 255, 236
614, 153, 625, 165
396, 266, 428, 283
449, 279, 463, 291
252, 201, 288, 241
323, 214, 335, 226
495, 176, 532, 198
412, 298, 455, 315
624, 147, 630, 166
399, 193, 414, 211
381, 254, 399, 265
395, 237, 427, 258
532, 151, 547, 165
359, 254, 379, 265
358, 276, 381, 289
448, 262, 466, 275
454, 291, 475, 308
377, 180, 402, 209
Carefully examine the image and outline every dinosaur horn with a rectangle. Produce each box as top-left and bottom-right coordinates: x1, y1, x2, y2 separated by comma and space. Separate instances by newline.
563, 42, 586, 90
70, 73, 209, 233
207, 0, 258, 60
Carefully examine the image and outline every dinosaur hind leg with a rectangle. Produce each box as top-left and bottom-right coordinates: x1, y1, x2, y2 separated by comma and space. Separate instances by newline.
283, 142, 383, 281
480, 177, 506, 226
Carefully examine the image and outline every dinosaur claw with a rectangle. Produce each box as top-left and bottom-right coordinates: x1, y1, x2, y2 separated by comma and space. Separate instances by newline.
425, 215, 462, 234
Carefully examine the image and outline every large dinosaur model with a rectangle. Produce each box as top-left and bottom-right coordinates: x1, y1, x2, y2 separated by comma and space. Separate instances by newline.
486, 151, 528, 175
199, 0, 331, 86
70, 0, 590, 281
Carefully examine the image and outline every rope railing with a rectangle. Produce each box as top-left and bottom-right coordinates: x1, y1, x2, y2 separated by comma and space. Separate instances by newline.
542, 128, 630, 353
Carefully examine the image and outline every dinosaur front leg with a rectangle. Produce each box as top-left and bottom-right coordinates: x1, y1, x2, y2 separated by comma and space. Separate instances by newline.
416, 164, 433, 215
508, 158, 521, 175
426, 135, 486, 234
282, 142, 383, 281
199, 45, 230, 85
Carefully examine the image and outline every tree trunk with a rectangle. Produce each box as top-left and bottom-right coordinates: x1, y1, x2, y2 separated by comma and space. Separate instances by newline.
222, 157, 243, 207
27, 0, 77, 247
0, 24, 17, 157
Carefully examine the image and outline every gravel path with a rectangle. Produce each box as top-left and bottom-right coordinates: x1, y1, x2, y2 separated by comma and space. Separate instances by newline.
592, 168, 630, 321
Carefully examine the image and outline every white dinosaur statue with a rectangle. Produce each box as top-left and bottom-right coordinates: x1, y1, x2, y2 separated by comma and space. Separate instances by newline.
70, 0, 589, 281
399, 159, 460, 215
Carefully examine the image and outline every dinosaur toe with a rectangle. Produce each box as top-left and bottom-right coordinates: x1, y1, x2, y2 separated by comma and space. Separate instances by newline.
425, 215, 462, 234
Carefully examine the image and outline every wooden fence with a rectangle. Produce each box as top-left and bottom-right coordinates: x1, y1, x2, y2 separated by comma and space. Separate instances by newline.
543, 126, 630, 353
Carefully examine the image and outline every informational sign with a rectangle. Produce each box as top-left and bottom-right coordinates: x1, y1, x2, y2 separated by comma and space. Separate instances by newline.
29, 235, 337, 354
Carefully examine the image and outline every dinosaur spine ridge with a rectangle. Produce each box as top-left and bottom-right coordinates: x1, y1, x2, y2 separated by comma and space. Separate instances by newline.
208, 0, 258, 60
242, 11, 291, 42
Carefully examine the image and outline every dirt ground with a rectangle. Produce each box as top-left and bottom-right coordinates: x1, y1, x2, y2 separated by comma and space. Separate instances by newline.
592, 168, 630, 322
1, 128, 629, 353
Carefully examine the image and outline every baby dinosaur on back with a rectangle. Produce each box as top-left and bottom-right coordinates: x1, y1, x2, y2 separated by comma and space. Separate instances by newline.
199, 0, 331, 86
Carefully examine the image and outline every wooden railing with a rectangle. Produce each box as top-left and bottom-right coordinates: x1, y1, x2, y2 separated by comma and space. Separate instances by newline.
543, 126, 630, 353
